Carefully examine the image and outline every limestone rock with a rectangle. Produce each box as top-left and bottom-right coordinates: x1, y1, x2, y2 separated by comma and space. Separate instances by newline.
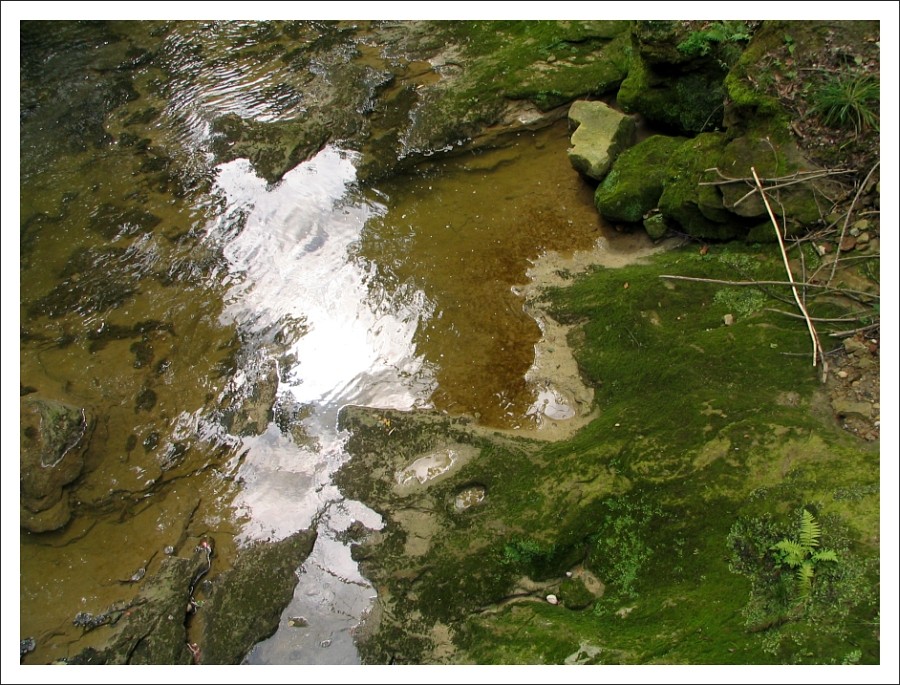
567, 100, 635, 181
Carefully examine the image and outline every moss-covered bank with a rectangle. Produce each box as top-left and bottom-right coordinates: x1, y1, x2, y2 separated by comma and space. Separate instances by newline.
336, 243, 879, 664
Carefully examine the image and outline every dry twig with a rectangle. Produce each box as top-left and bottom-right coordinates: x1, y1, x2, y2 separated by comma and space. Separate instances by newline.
751, 166, 827, 380
826, 160, 879, 286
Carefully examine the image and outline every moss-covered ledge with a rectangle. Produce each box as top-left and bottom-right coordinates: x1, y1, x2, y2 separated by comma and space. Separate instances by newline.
333, 244, 879, 665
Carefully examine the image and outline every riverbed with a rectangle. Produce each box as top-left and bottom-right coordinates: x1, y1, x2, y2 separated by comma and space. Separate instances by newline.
16, 20, 656, 665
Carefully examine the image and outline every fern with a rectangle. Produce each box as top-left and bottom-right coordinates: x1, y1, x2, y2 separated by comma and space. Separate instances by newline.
812, 550, 838, 564
798, 509, 821, 551
796, 562, 815, 597
772, 539, 805, 567
771, 509, 838, 600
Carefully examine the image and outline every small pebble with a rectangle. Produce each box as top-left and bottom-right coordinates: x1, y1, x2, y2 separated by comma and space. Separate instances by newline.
546, 594, 559, 605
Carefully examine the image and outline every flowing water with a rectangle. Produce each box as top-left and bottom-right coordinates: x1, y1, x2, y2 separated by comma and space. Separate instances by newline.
17, 20, 653, 664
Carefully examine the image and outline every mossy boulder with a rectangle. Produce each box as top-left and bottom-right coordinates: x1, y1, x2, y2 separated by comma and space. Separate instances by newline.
566, 100, 636, 181
643, 211, 672, 240
558, 577, 594, 610
594, 134, 688, 223
657, 132, 740, 239
715, 133, 833, 235
618, 21, 753, 135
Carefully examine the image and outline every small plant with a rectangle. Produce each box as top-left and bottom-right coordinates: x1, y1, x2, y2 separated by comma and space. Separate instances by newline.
713, 287, 767, 318
770, 509, 838, 597
677, 21, 752, 58
808, 73, 879, 135
502, 539, 555, 566
587, 496, 659, 598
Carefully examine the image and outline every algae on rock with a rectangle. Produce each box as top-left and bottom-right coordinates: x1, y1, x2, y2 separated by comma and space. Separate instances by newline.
593, 134, 687, 223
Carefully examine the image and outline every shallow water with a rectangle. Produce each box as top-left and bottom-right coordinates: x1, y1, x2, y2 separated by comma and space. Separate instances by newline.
18, 21, 640, 665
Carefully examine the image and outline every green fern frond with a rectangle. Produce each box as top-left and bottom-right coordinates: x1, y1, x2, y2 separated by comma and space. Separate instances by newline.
796, 561, 815, 596
798, 509, 821, 551
772, 539, 805, 567
812, 549, 838, 564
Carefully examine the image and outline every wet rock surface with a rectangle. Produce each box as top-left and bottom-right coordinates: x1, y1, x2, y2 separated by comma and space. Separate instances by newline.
20, 397, 93, 533
62, 531, 316, 665
67, 542, 215, 665
197, 529, 317, 664
17, 18, 881, 667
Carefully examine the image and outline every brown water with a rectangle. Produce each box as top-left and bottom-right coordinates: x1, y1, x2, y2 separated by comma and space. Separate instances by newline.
16, 20, 645, 665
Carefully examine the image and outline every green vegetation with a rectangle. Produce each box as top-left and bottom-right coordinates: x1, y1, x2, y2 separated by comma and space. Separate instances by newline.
770, 509, 838, 597
727, 506, 877, 661
808, 72, 880, 135
677, 21, 753, 58
586, 495, 659, 599
342, 244, 879, 665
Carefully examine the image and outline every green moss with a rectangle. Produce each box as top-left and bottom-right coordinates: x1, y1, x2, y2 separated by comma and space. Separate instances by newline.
723, 21, 809, 134
594, 135, 688, 223
657, 132, 740, 239
558, 577, 594, 610
344, 241, 877, 665
618, 23, 736, 134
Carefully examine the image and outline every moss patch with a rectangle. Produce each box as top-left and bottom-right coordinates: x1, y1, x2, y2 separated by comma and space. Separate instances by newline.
594, 134, 687, 223
338, 243, 878, 665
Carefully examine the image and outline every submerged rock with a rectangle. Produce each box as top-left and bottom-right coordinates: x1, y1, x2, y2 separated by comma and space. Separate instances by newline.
66, 530, 316, 665
20, 397, 93, 533
198, 529, 317, 664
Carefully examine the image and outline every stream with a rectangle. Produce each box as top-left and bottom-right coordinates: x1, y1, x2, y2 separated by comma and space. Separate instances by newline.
17, 20, 653, 665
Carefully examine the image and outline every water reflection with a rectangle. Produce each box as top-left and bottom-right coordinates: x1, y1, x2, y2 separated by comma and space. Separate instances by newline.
208, 145, 435, 662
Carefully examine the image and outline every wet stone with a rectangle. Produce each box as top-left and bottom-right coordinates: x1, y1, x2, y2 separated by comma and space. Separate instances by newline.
135, 387, 157, 413
454, 485, 487, 511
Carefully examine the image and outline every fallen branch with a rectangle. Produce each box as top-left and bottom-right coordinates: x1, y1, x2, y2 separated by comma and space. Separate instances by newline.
751, 166, 827, 381
658, 274, 878, 299
699, 167, 853, 187
829, 323, 880, 339
765, 308, 873, 323
827, 160, 880, 286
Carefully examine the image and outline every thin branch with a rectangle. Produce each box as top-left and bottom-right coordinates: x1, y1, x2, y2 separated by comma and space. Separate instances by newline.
794, 236, 808, 306
810, 251, 880, 284
699, 167, 853, 187
827, 161, 879, 286
765, 308, 874, 323
751, 166, 827, 380
829, 323, 880, 339
658, 274, 878, 299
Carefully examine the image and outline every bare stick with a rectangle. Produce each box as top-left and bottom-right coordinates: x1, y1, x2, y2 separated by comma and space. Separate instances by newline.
827, 161, 880, 286
765, 308, 872, 323
751, 166, 827, 380
699, 167, 853, 187
658, 274, 878, 299
829, 323, 880, 338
